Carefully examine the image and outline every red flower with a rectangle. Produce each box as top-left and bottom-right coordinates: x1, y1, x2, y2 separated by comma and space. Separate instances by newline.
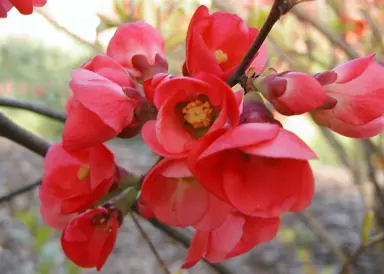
141, 158, 231, 231
183, 213, 280, 268
254, 70, 327, 115
189, 124, 315, 217
0, 0, 46, 17
39, 142, 116, 229
61, 207, 120, 270
63, 55, 140, 151
141, 73, 240, 158
184, 5, 267, 81
107, 22, 168, 81
313, 55, 384, 138
0, 0, 12, 18
340, 15, 367, 44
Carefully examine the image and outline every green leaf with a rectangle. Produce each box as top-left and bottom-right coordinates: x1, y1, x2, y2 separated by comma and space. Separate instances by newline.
114, 0, 130, 22
36, 226, 53, 253
15, 210, 37, 233
360, 210, 374, 244
96, 14, 121, 33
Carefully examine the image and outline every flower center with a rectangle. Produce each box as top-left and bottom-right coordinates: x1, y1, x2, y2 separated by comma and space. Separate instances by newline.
77, 166, 90, 180
92, 212, 112, 232
182, 100, 213, 129
214, 49, 228, 64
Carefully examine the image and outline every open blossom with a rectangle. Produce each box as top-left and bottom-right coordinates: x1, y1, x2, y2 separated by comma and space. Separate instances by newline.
184, 5, 267, 81
254, 70, 327, 115
61, 207, 121, 270
0, 0, 46, 17
141, 73, 240, 158
183, 213, 280, 268
63, 55, 140, 151
39, 142, 116, 229
107, 22, 168, 81
141, 158, 232, 231
312, 55, 384, 138
189, 123, 315, 217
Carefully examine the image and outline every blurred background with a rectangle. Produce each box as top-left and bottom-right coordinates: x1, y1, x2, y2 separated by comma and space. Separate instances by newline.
0, 0, 383, 273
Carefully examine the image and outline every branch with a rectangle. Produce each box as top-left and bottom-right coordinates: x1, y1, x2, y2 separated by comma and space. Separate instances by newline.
131, 212, 171, 274
339, 233, 384, 274
35, 9, 103, 53
226, 0, 295, 86
298, 210, 347, 263
0, 97, 67, 122
0, 180, 41, 204
0, 112, 51, 157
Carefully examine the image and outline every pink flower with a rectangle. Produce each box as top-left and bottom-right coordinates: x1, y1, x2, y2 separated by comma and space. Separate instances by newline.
141, 158, 232, 231
184, 5, 267, 81
141, 73, 240, 158
0, 0, 46, 17
312, 55, 384, 138
63, 55, 140, 151
189, 124, 316, 217
39, 142, 116, 229
183, 213, 280, 268
107, 22, 168, 81
254, 70, 327, 115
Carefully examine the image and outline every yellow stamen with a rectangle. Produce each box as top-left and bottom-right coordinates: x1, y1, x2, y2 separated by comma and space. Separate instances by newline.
214, 49, 228, 64
77, 166, 90, 180
182, 100, 213, 129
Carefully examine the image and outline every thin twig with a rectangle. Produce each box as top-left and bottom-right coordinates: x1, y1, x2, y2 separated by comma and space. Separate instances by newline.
226, 0, 294, 86
0, 112, 51, 157
339, 233, 384, 274
35, 9, 103, 53
131, 212, 171, 274
298, 210, 347, 263
0, 180, 41, 204
0, 97, 67, 122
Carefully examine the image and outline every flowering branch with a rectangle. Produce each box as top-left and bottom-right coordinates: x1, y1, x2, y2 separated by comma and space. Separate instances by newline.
339, 233, 384, 274
131, 212, 171, 274
227, 0, 298, 86
0, 97, 67, 122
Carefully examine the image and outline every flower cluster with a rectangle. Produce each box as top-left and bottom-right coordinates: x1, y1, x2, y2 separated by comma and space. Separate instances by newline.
0, 0, 46, 17
39, 4, 384, 271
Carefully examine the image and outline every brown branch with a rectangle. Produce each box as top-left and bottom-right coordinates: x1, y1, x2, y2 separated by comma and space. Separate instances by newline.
226, 0, 296, 86
131, 212, 171, 274
339, 233, 384, 274
0, 97, 67, 122
298, 210, 347, 263
0, 112, 51, 157
35, 9, 103, 53
0, 179, 41, 204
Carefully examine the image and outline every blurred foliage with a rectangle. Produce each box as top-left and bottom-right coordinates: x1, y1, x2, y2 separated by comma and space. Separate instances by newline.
15, 209, 82, 274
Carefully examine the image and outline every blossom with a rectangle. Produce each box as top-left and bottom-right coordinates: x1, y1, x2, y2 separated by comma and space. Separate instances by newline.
0, 0, 46, 17
63, 55, 140, 151
61, 207, 121, 270
184, 5, 267, 81
141, 158, 231, 231
183, 213, 280, 268
312, 55, 384, 138
107, 22, 168, 81
39, 142, 116, 229
189, 123, 315, 217
254, 70, 327, 115
141, 73, 240, 158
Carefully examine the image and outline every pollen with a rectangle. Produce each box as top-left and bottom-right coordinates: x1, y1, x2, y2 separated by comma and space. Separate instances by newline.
214, 49, 228, 64
182, 100, 213, 129
77, 166, 90, 181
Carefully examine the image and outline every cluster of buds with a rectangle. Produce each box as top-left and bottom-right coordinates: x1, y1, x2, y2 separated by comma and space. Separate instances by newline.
30, 3, 383, 271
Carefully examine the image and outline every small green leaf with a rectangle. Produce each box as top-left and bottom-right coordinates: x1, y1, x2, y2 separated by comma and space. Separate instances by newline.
36, 226, 53, 253
360, 210, 374, 244
15, 210, 37, 232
